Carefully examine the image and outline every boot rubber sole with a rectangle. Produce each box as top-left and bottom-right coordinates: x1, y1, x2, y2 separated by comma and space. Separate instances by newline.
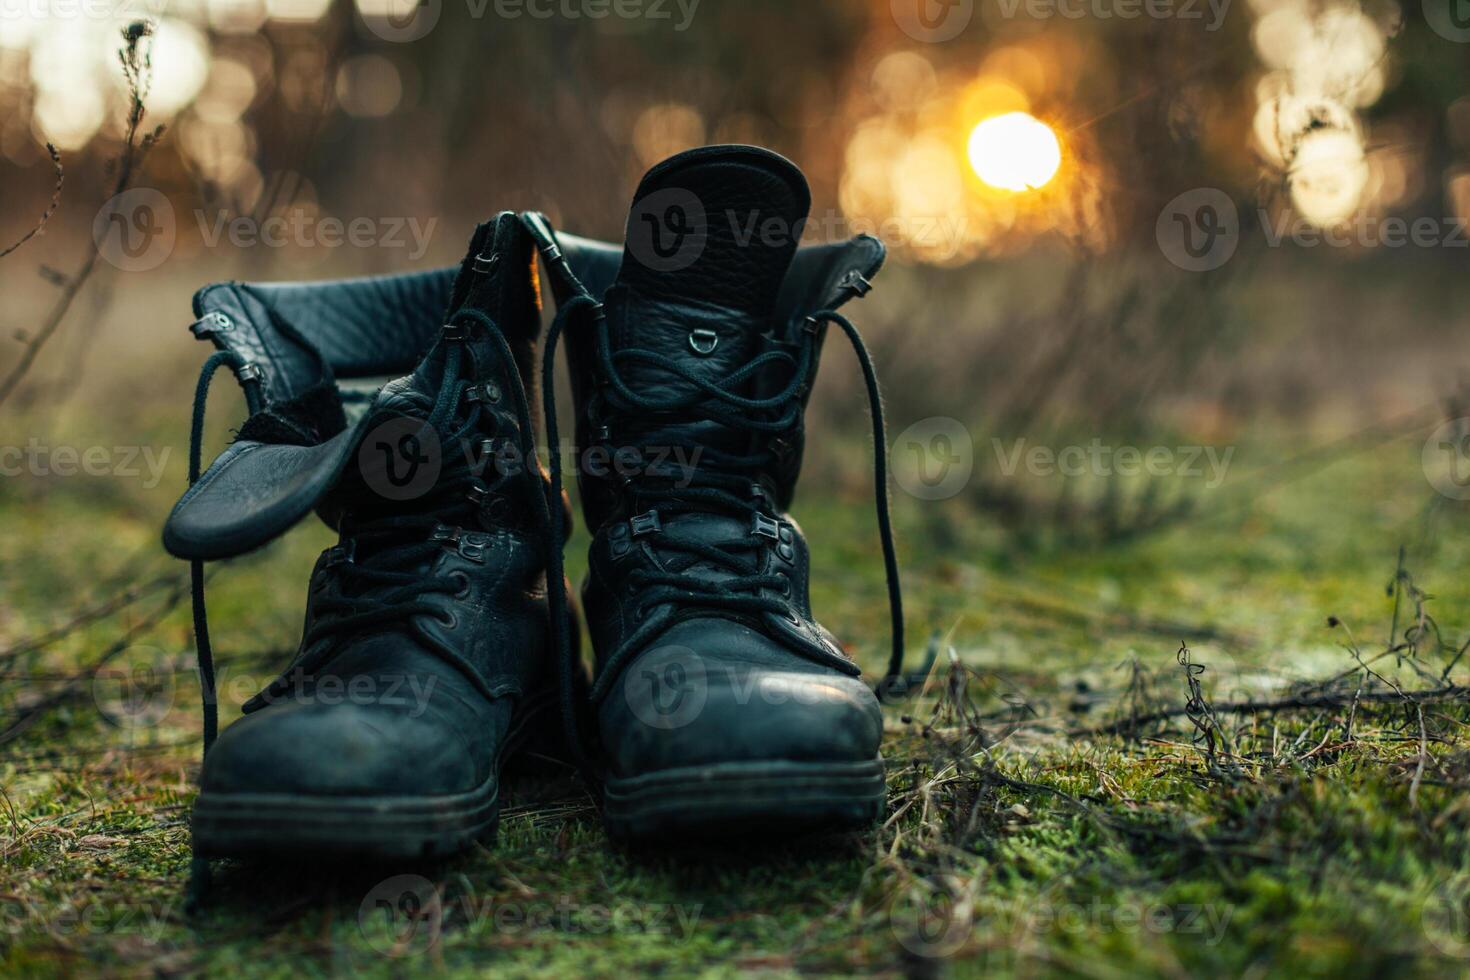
192, 778, 500, 860
602, 757, 885, 842
192, 691, 556, 860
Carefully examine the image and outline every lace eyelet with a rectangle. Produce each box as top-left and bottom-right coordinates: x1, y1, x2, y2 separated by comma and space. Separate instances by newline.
449, 571, 471, 599
776, 573, 792, 597
435, 609, 458, 629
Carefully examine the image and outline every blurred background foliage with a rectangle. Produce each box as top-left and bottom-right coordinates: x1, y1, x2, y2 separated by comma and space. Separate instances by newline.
1, 0, 1469, 545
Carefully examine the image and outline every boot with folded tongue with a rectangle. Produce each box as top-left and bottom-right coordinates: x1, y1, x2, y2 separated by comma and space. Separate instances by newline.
173, 213, 563, 860
536, 145, 911, 840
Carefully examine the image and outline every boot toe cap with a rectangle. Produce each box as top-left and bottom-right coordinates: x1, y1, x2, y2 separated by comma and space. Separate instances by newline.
600, 621, 882, 777
200, 699, 478, 798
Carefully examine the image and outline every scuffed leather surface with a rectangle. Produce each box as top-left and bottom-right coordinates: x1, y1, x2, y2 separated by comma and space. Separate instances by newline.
612, 146, 809, 389
197, 214, 554, 802
598, 620, 882, 778
582, 508, 854, 681
162, 425, 363, 561
552, 147, 887, 777
409, 528, 550, 698
201, 641, 516, 797
583, 151, 807, 471
240, 524, 550, 718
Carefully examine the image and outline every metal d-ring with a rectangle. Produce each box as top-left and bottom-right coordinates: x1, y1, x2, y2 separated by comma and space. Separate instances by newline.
688, 328, 719, 356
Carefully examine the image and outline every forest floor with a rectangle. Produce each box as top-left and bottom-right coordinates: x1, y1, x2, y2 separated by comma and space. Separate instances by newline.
3, 414, 1470, 978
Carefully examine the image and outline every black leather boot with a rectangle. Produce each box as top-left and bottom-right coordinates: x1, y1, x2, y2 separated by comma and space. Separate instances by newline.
166, 213, 561, 858
531, 146, 916, 840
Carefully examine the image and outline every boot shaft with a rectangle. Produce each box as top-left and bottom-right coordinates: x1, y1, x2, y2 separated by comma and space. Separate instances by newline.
444, 213, 543, 398
321, 212, 546, 531
548, 146, 884, 531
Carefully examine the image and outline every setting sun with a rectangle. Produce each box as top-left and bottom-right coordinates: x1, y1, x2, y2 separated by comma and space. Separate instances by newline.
967, 111, 1062, 192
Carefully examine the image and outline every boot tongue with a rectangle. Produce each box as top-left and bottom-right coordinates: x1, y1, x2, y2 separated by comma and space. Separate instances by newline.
607, 146, 811, 405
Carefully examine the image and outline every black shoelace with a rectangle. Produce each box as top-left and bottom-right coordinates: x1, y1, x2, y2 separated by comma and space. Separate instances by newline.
539, 289, 924, 786
301, 313, 533, 643
183, 306, 543, 906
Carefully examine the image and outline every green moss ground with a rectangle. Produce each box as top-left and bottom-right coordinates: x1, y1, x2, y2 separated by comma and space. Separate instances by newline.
4, 417, 1470, 978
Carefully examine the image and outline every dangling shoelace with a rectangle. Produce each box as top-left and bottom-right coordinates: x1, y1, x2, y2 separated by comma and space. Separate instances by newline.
538, 290, 929, 787
187, 351, 264, 758
183, 306, 547, 907
184, 349, 261, 909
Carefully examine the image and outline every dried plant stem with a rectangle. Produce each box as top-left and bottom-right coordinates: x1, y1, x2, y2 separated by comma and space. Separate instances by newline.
0, 143, 63, 261
1076, 685, 1470, 737
0, 24, 162, 410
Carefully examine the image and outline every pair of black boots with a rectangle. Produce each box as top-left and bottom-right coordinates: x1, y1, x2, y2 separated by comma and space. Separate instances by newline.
165, 146, 911, 859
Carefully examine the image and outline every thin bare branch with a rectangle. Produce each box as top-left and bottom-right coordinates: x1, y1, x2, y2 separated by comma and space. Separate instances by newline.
0, 143, 63, 261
